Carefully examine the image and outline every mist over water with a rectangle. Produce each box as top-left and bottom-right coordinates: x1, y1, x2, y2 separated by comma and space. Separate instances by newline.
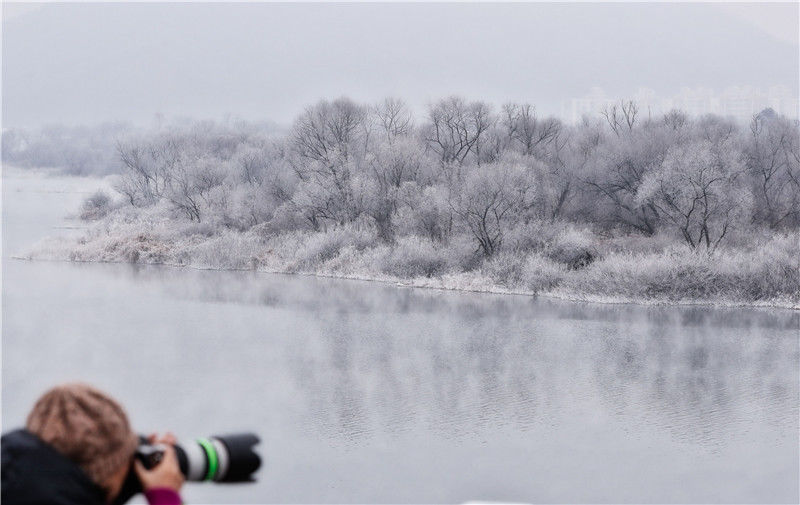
2, 172, 798, 503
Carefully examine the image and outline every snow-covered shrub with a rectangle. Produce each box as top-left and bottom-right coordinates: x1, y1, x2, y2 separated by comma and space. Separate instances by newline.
547, 226, 597, 269
189, 230, 264, 270
441, 234, 482, 272
504, 220, 559, 253
118, 233, 175, 264
711, 233, 800, 303
600, 230, 674, 255
260, 203, 309, 235
380, 236, 449, 278
565, 232, 800, 305
316, 244, 392, 279
522, 254, 567, 293
293, 224, 376, 269
297, 231, 347, 266
479, 251, 528, 288
80, 190, 113, 220
176, 221, 217, 238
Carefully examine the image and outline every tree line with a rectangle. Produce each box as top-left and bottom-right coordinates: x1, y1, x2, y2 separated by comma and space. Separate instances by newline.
17, 97, 800, 256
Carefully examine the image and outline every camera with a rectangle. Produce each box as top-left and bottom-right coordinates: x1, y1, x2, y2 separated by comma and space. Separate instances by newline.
136, 433, 261, 482
113, 433, 261, 504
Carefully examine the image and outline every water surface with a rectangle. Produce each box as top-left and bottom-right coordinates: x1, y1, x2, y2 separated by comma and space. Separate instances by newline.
3, 171, 798, 503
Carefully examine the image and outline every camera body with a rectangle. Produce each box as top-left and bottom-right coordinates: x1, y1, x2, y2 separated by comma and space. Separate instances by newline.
113, 433, 261, 505
134, 444, 165, 470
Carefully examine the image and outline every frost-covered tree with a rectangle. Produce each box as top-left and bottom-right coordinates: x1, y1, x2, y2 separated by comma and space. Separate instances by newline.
637, 140, 751, 250
359, 137, 431, 242
584, 127, 663, 234
501, 103, 563, 157
165, 157, 227, 222
451, 161, 537, 257
601, 100, 639, 136
287, 99, 372, 228
424, 97, 494, 165
550, 120, 603, 221
373, 98, 413, 141
115, 137, 179, 206
290, 164, 358, 229
396, 183, 452, 242
225, 145, 295, 230
745, 110, 800, 229
232, 144, 270, 185
291, 98, 367, 164
73, 96, 797, 263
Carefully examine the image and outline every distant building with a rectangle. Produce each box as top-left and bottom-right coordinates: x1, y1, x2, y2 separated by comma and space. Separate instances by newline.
767, 85, 800, 118
564, 85, 799, 124
632, 87, 663, 121
670, 87, 718, 117
562, 87, 616, 123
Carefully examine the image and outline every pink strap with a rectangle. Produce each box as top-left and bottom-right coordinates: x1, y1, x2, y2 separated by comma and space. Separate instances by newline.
144, 487, 183, 505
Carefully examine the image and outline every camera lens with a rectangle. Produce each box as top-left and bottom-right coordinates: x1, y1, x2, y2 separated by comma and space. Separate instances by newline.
174, 433, 261, 482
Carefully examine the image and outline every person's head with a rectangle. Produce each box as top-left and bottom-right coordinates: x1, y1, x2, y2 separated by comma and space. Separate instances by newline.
25, 383, 138, 501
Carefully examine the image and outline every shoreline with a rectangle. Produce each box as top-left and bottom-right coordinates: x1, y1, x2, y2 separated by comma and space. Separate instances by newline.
7, 169, 800, 314
13, 254, 800, 312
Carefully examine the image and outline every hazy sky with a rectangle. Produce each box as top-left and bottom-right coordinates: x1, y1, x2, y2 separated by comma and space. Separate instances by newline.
2, 2, 798, 128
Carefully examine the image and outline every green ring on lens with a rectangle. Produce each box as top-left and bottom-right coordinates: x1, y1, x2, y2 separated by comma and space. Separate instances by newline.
197, 437, 218, 481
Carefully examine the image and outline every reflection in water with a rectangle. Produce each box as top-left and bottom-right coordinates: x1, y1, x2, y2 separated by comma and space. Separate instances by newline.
130, 263, 799, 327
125, 264, 799, 451
3, 260, 798, 503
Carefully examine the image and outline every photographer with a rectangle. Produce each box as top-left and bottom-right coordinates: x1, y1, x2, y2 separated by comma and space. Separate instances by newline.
1, 383, 184, 505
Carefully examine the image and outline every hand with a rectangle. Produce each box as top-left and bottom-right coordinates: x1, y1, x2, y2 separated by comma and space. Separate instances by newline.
134, 433, 184, 492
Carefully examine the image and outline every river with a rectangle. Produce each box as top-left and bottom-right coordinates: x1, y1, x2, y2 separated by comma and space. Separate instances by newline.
2, 170, 798, 503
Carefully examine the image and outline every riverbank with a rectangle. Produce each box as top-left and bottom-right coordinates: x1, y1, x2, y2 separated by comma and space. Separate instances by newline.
23, 207, 800, 310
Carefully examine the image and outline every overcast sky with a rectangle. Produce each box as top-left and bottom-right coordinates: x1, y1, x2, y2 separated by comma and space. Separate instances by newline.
2, 2, 798, 128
